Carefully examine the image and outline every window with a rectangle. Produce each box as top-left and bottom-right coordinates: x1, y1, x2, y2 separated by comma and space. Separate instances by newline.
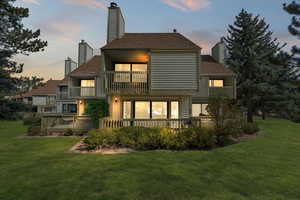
123, 101, 131, 119
192, 104, 201, 117
171, 101, 179, 119
209, 80, 224, 87
192, 104, 209, 117
114, 63, 147, 83
152, 102, 167, 119
81, 80, 95, 87
135, 101, 150, 119
132, 64, 147, 82
124, 100, 180, 119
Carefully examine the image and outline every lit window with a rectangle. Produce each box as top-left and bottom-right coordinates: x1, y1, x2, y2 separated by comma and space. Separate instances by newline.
171, 101, 179, 119
115, 64, 131, 71
192, 104, 209, 117
135, 101, 150, 119
192, 104, 201, 117
132, 64, 147, 82
152, 102, 167, 119
123, 101, 131, 119
209, 80, 224, 87
81, 80, 95, 87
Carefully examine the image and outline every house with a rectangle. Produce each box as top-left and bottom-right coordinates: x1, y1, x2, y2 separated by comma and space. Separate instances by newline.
30, 79, 61, 113
46, 2, 236, 131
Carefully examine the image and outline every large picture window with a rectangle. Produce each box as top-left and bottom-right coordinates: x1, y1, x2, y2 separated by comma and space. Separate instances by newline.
135, 101, 150, 119
152, 102, 167, 119
124, 100, 179, 119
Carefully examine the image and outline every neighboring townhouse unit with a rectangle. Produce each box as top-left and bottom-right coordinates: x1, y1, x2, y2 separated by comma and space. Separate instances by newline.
31, 80, 60, 113
48, 2, 236, 129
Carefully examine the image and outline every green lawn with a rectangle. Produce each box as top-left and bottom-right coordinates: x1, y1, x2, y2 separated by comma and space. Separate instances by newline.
0, 119, 300, 200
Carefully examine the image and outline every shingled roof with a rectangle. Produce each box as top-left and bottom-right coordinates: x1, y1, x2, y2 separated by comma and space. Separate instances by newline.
201, 55, 234, 75
102, 33, 201, 50
30, 80, 61, 96
68, 55, 102, 77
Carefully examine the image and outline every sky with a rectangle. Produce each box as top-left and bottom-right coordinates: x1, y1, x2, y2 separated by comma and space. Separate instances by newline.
15, 0, 299, 81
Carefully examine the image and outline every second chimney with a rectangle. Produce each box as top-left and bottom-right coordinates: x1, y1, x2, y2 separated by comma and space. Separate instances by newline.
212, 38, 226, 65
65, 57, 77, 77
107, 2, 125, 43
78, 40, 93, 66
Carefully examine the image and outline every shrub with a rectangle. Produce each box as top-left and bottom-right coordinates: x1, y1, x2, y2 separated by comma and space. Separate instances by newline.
84, 126, 219, 151
27, 126, 41, 136
64, 129, 73, 136
0, 99, 33, 120
242, 122, 259, 135
23, 117, 41, 126
84, 100, 109, 128
84, 128, 118, 150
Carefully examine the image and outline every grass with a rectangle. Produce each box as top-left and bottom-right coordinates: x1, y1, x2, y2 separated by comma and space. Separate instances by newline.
0, 118, 300, 200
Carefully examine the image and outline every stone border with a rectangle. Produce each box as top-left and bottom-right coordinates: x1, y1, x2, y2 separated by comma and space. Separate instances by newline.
67, 140, 135, 155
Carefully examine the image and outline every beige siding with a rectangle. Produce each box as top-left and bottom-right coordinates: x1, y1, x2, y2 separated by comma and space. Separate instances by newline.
150, 52, 198, 90
33, 96, 46, 106
198, 77, 209, 97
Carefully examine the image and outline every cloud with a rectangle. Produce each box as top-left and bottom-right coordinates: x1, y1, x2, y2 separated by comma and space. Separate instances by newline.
37, 19, 84, 43
186, 30, 224, 54
21, 0, 39, 4
161, 0, 210, 12
63, 0, 106, 9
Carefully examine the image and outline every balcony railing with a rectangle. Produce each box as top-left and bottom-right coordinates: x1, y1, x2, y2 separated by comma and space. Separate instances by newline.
69, 87, 95, 98
99, 118, 203, 129
209, 86, 235, 98
57, 92, 68, 100
105, 71, 149, 94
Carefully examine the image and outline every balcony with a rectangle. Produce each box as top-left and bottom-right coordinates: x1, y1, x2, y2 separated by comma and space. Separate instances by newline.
105, 71, 149, 94
57, 92, 68, 100
69, 87, 96, 98
209, 86, 235, 98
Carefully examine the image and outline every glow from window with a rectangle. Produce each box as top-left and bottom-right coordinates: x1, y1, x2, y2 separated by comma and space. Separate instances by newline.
209, 80, 224, 87
81, 80, 95, 87
171, 101, 179, 119
123, 101, 131, 119
152, 102, 167, 119
135, 101, 150, 119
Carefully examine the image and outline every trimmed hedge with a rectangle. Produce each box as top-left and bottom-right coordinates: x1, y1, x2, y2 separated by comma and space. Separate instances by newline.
84, 127, 217, 151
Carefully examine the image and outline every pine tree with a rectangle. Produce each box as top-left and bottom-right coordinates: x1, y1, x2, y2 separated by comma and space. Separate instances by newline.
0, 0, 47, 96
283, 1, 300, 66
224, 9, 281, 122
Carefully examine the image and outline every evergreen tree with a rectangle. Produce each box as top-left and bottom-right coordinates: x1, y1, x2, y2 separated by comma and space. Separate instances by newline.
283, 1, 300, 66
0, 0, 47, 96
224, 9, 281, 122
17, 76, 45, 93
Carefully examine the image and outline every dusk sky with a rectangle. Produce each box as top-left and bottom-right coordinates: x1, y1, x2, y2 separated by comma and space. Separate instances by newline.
16, 0, 298, 81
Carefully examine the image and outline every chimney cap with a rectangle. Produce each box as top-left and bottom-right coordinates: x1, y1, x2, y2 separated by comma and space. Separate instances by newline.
110, 2, 118, 8
173, 29, 177, 33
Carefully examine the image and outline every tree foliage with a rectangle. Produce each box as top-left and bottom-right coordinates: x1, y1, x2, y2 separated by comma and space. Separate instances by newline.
0, 0, 47, 95
85, 100, 109, 128
224, 9, 282, 122
17, 76, 45, 93
283, 0, 300, 65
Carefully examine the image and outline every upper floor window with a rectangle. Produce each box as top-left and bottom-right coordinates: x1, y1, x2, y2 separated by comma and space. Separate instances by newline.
114, 63, 147, 83
209, 80, 224, 88
81, 80, 95, 87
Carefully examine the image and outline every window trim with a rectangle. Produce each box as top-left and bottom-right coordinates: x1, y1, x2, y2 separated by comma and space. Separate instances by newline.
122, 100, 180, 120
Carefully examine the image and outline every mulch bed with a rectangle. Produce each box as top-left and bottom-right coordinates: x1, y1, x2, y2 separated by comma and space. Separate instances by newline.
67, 131, 264, 155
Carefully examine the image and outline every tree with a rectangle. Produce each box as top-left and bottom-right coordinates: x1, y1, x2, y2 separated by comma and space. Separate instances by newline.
0, 0, 47, 96
283, 1, 300, 66
18, 76, 45, 93
224, 9, 281, 122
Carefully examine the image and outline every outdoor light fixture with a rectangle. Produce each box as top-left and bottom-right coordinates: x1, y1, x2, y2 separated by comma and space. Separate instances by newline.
114, 98, 118, 103
79, 100, 83, 104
